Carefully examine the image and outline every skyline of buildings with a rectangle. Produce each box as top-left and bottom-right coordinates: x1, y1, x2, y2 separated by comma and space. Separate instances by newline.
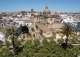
0, 0, 80, 56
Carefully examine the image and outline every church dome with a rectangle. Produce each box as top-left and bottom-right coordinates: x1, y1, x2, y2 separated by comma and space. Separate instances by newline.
43, 6, 50, 14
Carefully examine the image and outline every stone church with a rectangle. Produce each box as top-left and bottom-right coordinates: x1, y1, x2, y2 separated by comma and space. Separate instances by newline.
31, 6, 64, 38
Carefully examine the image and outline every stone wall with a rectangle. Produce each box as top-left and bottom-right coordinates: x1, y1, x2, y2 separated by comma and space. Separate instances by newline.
48, 23, 64, 32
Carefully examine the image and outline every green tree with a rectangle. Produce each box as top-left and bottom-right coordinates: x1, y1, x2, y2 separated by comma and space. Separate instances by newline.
57, 39, 64, 44
0, 40, 3, 48
14, 37, 21, 47
5, 26, 17, 55
61, 26, 72, 49
33, 39, 40, 46
5, 41, 11, 48
18, 40, 32, 57
0, 48, 13, 57
15, 39, 80, 57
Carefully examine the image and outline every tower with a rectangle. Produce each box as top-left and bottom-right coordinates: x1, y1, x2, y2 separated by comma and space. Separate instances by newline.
31, 8, 34, 13
31, 8, 34, 16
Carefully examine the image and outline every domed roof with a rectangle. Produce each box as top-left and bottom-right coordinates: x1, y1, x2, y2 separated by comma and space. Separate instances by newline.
43, 6, 50, 14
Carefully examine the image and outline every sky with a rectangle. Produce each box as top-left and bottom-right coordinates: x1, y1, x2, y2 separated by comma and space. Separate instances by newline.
0, 0, 80, 12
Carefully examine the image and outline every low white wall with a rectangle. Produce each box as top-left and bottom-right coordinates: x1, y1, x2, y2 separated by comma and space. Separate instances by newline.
0, 32, 5, 42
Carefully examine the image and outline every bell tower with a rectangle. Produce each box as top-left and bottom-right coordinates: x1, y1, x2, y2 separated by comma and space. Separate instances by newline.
31, 8, 34, 16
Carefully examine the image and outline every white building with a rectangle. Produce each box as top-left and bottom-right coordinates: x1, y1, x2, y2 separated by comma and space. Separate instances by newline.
60, 14, 74, 23
14, 17, 32, 27
0, 32, 5, 42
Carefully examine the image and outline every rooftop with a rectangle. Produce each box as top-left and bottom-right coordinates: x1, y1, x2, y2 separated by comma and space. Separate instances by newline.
36, 23, 51, 32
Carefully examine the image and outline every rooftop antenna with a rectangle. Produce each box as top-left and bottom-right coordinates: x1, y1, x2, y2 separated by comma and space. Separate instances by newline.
32, 7, 33, 9
31, 7, 33, 12
46, 3, 47, 6
46, 3, 48, 8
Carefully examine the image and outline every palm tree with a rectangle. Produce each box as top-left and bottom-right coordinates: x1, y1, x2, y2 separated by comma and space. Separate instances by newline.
5, 26, 17, 55
61, 26, 72, 48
